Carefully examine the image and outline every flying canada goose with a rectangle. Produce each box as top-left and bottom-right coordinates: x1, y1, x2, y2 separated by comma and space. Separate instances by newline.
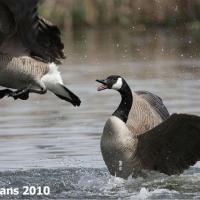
0, 0, 81, 106
96, 75, 200, 178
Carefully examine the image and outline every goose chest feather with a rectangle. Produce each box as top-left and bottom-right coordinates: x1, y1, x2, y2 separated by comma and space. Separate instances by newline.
101, 116, 138, 178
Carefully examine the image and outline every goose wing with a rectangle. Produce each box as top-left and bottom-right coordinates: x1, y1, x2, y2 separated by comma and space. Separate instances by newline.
135, 113, 200, 175
0, 2, 16, 43
136, 90, 170, 120
0, 0, 65, 63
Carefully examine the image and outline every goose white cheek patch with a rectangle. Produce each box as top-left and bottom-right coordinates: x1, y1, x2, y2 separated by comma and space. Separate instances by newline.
112, 78, 122, 90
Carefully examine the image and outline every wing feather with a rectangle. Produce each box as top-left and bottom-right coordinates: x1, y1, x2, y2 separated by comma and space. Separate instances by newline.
136, 90, 170, 120
0, 0, 65, 63
135, 113, 200, 175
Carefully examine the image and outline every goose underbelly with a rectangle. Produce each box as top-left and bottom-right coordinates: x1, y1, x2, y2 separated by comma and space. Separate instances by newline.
0, 70, 34, 89
0, 55, 48, 89
101, 116, 137, 178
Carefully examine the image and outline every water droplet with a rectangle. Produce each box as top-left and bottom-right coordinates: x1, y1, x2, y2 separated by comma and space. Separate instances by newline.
119, 160, 123, 171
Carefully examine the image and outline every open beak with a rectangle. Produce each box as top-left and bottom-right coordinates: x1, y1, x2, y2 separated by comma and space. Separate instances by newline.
96, 79, 108, 91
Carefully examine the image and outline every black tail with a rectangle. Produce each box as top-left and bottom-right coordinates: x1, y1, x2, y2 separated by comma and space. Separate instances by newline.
51, 84, 81, 107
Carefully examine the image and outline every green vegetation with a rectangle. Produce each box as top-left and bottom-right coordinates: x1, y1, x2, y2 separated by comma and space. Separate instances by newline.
39, 0, 200, 30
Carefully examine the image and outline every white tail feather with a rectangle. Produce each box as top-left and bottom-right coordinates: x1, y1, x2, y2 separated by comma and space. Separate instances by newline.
41, 63, 81, 106
41, 63, 63, 86
41, 63, 70, 98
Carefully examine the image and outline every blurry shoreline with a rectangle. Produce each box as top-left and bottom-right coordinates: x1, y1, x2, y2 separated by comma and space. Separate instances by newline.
40, 0, 200, 31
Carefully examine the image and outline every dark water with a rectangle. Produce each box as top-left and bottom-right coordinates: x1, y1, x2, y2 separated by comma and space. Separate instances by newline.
0, 29, 200, 199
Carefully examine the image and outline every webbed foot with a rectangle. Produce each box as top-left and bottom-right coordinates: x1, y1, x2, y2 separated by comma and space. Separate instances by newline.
8, 88, 29, 100
0, 89, 13, 99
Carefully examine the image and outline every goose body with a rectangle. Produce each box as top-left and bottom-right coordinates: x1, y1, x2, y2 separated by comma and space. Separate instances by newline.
0, 0, 81, 106
0, 54, 80, 106
97, 75, 200, 178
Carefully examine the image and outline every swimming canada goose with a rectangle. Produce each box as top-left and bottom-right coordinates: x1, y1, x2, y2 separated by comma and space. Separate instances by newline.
0, 0, 81, 106
96, 75, 200, 178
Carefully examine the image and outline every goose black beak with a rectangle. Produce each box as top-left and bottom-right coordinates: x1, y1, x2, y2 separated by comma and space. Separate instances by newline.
96, 79, 108, 91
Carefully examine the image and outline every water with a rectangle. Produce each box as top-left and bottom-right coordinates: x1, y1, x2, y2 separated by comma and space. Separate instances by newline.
0, 29, 200, 199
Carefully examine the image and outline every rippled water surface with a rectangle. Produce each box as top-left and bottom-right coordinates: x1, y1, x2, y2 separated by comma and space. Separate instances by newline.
0, 29, 200, 199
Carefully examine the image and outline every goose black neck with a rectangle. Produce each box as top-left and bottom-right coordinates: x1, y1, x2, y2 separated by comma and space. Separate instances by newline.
112, 82, 133, 123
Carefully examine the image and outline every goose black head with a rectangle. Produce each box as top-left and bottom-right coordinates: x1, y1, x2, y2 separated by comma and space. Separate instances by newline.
96, 75, 124, 91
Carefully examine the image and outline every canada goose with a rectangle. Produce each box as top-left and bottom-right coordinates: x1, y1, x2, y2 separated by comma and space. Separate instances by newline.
0, 0, 81, 106
96, 75, 200, 178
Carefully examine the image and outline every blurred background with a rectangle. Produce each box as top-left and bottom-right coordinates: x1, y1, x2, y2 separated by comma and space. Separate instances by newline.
40, 0, 200, 31
37, 0, 200, 66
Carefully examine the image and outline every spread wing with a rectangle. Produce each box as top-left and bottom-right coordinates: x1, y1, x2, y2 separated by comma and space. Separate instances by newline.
0, 2, 16, 42
135, 113, 200, 175
136, 90, 170, 120
0, 0, 65, 64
